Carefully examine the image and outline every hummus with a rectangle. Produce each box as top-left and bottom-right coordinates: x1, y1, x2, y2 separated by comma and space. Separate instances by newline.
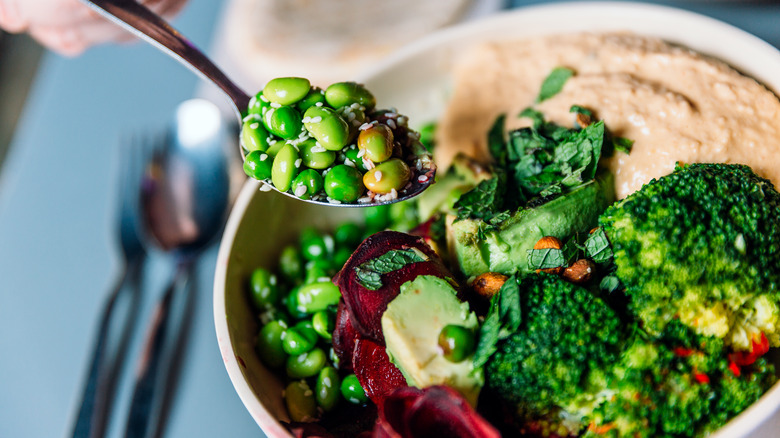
436, 33, 780, 199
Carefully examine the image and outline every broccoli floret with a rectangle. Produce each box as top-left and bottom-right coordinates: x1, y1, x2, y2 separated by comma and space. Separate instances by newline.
485, 274, 627, 436
599, 163, 780, 351
585, 323, 777, 438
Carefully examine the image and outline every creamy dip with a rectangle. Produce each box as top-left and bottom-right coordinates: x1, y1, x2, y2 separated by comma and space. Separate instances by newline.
436, 33, 780, 199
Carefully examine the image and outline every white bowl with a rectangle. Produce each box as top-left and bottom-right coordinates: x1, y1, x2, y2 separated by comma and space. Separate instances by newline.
214, 2, 780, 437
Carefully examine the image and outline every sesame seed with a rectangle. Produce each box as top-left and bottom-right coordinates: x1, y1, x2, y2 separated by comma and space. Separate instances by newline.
302, 117, 312, 123
417, 175, 429, 183
310, 145, 326, 153
374, 170, 383, 181
294, 159, 302, 168
315, 102, 323, 107
363, 158, 375, 170
310, 116, 323, 123
359, 123, 372, 131
250, 122, 259, 129
387, 119, 397, 129
258, 183, 273, 192
260, 154, 268, 161
344, 158, 355, 167
270, 102, 281, 108
356, 149, 366, 158
294, 185, 307, 197
260, 95, 269, 102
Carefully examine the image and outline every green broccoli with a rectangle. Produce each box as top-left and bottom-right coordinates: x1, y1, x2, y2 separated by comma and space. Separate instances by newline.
585, 321, 777, 438
599, 163, 780, 352
485, 274, 628, 436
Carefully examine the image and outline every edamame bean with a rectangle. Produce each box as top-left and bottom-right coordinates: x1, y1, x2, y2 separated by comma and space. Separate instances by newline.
343, 147, 368, 172
315, 367, 340, 411
363, 158, 412, 195
324, 165, 364, 203
282, 326, 317, 355
285, 380, 317, 422
286, 347, 327, 379
295, 282, 340, 313
303, 106, 350, 151
334, 222, 363, 247
258, 307, 290, 326
299, 139, 336, 170
332, 246, 353, 270
300, 227, 327, 261
263, 106, 303, 140
291, 170, 324, 200
243, 150, 273, 180
312, 310, 335, 340
304, 263, 330, 285
263, 77, 311, 106
256, 321, 287, 368
297, 87, 326, 112
325, 82, 376, 109
358, 124, 394, 163
271, 143, 300, 192
293, 320, 318, 342
438, 324, 476, 363
265, 140, 284, 157
247, 92, 271, 117
340, 374, 368, 404
285, 288, 309, 320
241, 118, 272, 153
249, 267, 279, 309
278, 244, 304, 281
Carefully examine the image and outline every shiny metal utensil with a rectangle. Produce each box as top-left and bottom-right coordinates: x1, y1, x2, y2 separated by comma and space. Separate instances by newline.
124, 99, 232, 438
71, 134, 149, 438
80, 0, 435, 208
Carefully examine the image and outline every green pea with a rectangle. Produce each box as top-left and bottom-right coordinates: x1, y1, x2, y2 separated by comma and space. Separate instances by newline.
343, 147, 368, 172
287, 347, 327, 379
256, 321, 287, 369
243, 150, 273, 180
282, 326, 317, 355
284, 288, 308, 320
278, 244, 304, 282
285, 380, 317, 422
339, 105, 367, 144
300, 227, 327, 261
315, 367, 340, 411
324, 165, 365, 203
249, 268, 279, 309
312, 310, 335, 340
325, 82, 376, 109
297, 87, 326, 112
263, 106, 303, 140
304, 263, 331, 285
291, 170, 324, 200
358, 124, 394, 163
247, 92, 271, 117
298, 139, 336, 170
332, 246, 353, 270
271, 143, 300, 192
364, 204, 391, 231
293, 320, 318, 343
263, 77, 311, 106
295, 282, 340, 313
303, 106, 350, 151
265, 140, 284, 157
438, 324, 476, 363
340, 374, 368, 404
363, 158, 412, 195
334, 222, 363, 248
241, 118, 272, 153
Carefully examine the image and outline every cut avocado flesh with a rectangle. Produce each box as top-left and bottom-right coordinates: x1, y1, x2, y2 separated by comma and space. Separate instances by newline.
447, 173, 615, 278
417, 153, 492, 221
381, 275, 482, 406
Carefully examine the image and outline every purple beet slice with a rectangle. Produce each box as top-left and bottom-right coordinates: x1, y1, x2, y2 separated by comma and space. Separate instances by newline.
334, 231, 453, 343
353, 337, 408, 404
374, 386, 501, 438
332, 300, 359, 371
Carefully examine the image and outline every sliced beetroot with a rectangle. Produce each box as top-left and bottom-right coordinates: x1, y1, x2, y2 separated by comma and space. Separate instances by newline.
332, 300, 359, 371
285, 422, 335, 438
334, 231, 453, 343
353, 337, 408, 404
375, 386, 501, 438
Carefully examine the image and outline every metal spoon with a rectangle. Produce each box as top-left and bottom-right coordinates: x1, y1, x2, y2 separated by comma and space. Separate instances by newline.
124, 99, 232, 438
80, 0, 435, 207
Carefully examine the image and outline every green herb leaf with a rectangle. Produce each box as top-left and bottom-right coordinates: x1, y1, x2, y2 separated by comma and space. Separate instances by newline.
487, 114, 507, 166
455, 175, 507, 222
584, 227, 613, 264
569, 105, 593, 117
526, 248, 567, 271
537, 67, 574, 102
613, 136, 634, 154
519, 107, 545, 128
354, 249, 427, 290
473, 275, 521, 368
599, 275, 622, 294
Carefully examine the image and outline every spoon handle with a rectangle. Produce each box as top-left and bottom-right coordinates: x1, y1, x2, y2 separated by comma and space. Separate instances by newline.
81, 0, 250, 119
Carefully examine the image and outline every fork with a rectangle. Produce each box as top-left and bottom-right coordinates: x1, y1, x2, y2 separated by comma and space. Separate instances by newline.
70, 134, 150, 438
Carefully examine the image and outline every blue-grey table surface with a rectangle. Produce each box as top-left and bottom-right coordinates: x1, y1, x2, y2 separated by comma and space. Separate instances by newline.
1, 1, 779, 438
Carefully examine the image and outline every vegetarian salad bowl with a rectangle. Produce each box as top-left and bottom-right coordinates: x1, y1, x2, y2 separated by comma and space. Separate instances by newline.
214, 2, 780, 437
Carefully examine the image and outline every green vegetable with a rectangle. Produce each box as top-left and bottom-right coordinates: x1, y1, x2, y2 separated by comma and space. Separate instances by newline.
303, 106, 350, 151
358, 124, 394, 163
287, 347, 327, 379
364, 204, 391, 231
255, 321, 287, 369
333, 222, 363, 247
600, 163, 780, 351
344, 147, 369, 172
263, 77, 310, 106
291, 169, 323, 200
294, 281, 340, 313
278, 244, 304, 282
247, 92, 271, 117
438, 324, 476, 363
298, 138, 336, 169
271, 143, 300, 192
354, 248, 427, 290
340, 374, 368, 404
473, 274, 521, 369
282, 326, 317, 355
299, 227, 328, 261
325, 81, 376, 109
243, 150, 273, 180
263, 105, 303, 139
241, 118, 271, 152
315, 366, 341, 411
536, 66, 574, 102
249, 268, 279, 308
363, 158, 411, 195
285, 380, 317, 422
526, 247, 566, 271
323, 164, 364, 203
583, 227, 613, 264
297, 87, 326, 112
312, 310, 335, 340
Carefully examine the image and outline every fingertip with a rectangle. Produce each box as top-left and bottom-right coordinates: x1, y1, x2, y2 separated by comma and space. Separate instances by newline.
0, 0, 28, 33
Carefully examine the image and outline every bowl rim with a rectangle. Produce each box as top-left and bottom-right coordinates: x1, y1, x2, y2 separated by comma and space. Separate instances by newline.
214, 2, 780, 437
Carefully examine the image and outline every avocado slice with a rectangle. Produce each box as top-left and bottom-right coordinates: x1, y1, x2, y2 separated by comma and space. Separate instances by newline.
447, 172, 615, 278
381, 275, 482, 406
416, 153, 492, 221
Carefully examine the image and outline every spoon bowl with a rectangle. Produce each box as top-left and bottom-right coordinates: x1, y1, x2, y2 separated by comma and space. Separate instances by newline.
81, 0, 435, 207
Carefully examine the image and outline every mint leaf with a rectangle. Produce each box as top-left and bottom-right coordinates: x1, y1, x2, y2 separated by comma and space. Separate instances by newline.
455, 175, 507, 222
354, 249, 427, 290
569, 105, 593, 117
537, 67, 574, 102
473, 275, 521, 368
519, 107, 545, 128
487, 114, 507, 166
613, 136, 634, 154
600, 275, 622, 294
584, 227, 613, 264
526, 248, 566, 271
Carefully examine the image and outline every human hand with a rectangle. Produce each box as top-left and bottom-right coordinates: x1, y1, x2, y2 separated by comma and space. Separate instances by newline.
0, 0, 188, 56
